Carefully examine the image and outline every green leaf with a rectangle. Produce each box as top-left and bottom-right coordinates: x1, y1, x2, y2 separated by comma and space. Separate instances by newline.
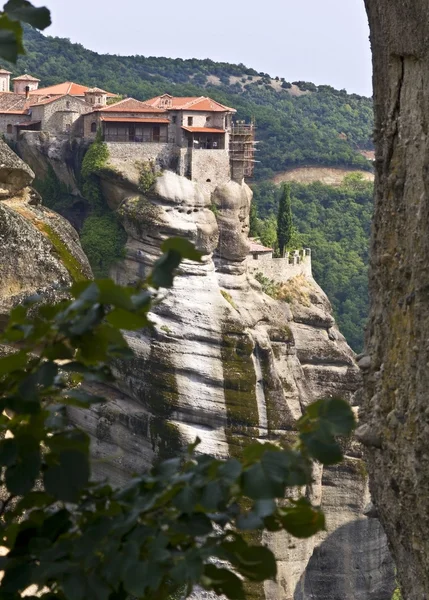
0, 350, 28, 376
298, 397, 355, 465
62, 571, 87, 600
0, 438, 18, 466
0, 14, 24, 62
4, 0, 51, 29
61, 388, 105, 407
220, 539, 277, 581
242, 462, 284, 499
161, 237, 202, 262
44, 449, 90, 502
174, 485, 197, 514
300, 425, 343, 465
300, 397, 355, 437
106, 308, 149, 330
236, 511, 263, 530
149, 249, 182, 289
279, 498, 325, 538
203, 565, 245, 600
96, 279, 135, 310
123, 562, 150, 597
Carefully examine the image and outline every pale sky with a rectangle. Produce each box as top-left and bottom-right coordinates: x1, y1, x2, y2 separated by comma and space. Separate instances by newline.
34, 0, 372, 97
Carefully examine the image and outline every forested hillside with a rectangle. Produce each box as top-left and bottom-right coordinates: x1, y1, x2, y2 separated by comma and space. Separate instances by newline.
251, 175, 372, 351
13, 27, 374, 179
15, 27, 374, 351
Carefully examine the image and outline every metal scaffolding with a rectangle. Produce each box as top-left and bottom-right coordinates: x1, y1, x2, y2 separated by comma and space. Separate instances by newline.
229, 119, 257, 180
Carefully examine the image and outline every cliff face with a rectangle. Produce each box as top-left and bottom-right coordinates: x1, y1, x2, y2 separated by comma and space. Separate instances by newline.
67, 149, 394, 600
0, 137, 393, 599
0, 140, 91, 323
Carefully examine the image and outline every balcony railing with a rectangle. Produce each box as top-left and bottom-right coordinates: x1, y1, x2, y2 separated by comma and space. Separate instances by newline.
103, 133, 170, 143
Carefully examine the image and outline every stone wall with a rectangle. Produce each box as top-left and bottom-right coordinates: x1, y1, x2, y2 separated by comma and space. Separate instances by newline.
0, 114, 27, 139
31, 95, 91, 134
106, 142, 180, 171
190, 148, 230, 194
246, 249, 312, 283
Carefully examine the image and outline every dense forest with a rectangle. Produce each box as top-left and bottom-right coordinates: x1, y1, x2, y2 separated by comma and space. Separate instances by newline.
12, 27, 374, 179
16, 27, 374, 352
251, 174, 372, 352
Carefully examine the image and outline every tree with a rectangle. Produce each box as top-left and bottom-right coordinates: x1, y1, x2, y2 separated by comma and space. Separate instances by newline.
360, 2, 429, 598
277, 183, 293, 256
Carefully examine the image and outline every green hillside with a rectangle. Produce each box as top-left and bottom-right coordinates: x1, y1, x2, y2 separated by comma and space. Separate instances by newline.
15, 27, 374, 351
14, 26, 374, 180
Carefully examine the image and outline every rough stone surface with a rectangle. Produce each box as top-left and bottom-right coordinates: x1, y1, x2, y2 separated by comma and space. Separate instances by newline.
0, 142, 92, 321
65, 161, 394, 599
0, 189, 92, 317
362, 3, 429, 597
0, 139, 34, 195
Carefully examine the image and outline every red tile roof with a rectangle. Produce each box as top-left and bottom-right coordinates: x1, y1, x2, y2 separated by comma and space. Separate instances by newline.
248, 239, 272, 253
0, 69, 11, 75
96, 97, 167, 113
29, 81, 116, 97
13, 73, 40, 81
145, 94, 236, 113
100, 116, 170, 123
29, 95, 66, 106
0, 93, 31, 114
85, 87, 108, 94
182, 126, 226, 134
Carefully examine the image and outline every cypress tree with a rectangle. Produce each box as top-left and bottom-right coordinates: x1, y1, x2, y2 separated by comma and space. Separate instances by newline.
277, 183, 293, 256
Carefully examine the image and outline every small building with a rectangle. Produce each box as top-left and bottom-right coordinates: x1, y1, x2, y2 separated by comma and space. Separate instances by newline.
144, 94, 236, 150
248, 239, 273, 260
13, 74, 40, 95
0, 93, 32, 138
83, 98, 169, 142
0, 69, 11, 93
28, 81, 117, 101
29, 94, 93, 134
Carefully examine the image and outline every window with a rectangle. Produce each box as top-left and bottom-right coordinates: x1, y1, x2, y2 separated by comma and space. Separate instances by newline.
206, 116, 211, 123
172, 115, 177, 124
187, 116, 193, 126
66, 101, 70, 109
224, 116, 228, 128
90, 122, 97, 133
6, 124, 12, 134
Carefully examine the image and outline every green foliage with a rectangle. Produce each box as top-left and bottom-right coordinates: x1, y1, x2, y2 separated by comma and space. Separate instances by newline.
0, 238, 356, 600
0, 1, 50, 62
80, 213, 127, 278
252, 175, 373, 352
220, 289, 237, 309
81, 137, 109, 210
14, 26, 373, 178
137, 160, 158, 194
79, 138, 127, 277
277, 183, 293, 255
33, 162, 70, 210
392, 587, 402, 600
254, 272, 279, 299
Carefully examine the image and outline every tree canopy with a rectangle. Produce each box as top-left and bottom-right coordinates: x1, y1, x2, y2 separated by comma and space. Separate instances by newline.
251, 174, 373, 352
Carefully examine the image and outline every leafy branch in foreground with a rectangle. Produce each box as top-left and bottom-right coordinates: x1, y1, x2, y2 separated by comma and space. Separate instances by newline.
0, 236, 355, 599
0, 0, 50, 62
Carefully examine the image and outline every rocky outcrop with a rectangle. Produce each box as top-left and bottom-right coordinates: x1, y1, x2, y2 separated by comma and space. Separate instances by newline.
66, 161, 394, 599
0, 139, 92, 321
0, 136, 394, 600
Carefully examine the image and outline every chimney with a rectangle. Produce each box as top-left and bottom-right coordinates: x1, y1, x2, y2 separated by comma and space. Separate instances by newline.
25, 85, 30, 99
